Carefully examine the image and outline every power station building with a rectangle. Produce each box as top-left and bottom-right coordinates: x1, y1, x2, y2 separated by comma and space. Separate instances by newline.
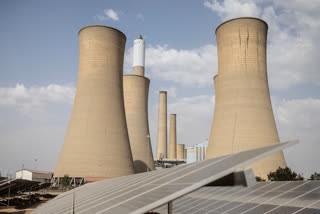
54, 26, 135, 181
123, 35, 155, 173
186, 140, 208, 164
206, 18, 286, 178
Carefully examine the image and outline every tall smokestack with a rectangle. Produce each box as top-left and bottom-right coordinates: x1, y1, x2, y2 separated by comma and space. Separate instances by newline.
123, 35, 155, 173
206, 18, 286, 178
133, 35, 145, 76
156, 91, 167, 159
196, 147, 199, 161
54, 25, 135, 180
177, 144, 185, 160
169, 114, 177, 159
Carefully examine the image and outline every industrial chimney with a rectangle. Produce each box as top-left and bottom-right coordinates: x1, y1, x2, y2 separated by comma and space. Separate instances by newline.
54, 26, 135, 180
123, 35, 155, 173
156, 91, 167, 159
133, 35, 145, 76
206, 18, 286, 178
169, 114, 177, 159
177, 144, 185, 160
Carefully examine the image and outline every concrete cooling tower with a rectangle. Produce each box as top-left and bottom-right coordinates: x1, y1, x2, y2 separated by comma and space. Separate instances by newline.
123, 35, 155, 173
54, 25, 135, 180
169, 114, 177, 159
177, 144, 185, 160
156, 91, 167, 159
206, 18, 286, 178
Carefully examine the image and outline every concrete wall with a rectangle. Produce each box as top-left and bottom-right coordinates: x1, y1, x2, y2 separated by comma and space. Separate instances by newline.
16, 170, 32, 181
54, 25, 135, 179
32, 172, 52, 183
16, 170, 52, 183
206, 18, 286, 178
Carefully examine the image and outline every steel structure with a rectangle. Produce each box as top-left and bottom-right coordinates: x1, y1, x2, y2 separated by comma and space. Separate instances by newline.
206, 18, 286, 178
33, 140, 298, 214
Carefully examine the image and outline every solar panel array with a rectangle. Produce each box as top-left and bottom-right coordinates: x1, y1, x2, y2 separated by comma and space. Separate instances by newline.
33, 140, 297, 214
154, 181, 320, 214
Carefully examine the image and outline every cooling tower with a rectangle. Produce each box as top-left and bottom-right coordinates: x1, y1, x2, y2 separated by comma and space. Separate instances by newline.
177, 144, 185, 160
206, 18, 286, 178
169, 114, 177, 159
54, 25, 135, 179
123, 35, 155, 173
156, 91, 167, 159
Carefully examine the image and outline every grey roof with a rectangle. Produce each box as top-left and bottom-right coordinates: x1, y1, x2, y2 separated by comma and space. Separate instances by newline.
32, 140, 297, 214
155, 181, 320, 213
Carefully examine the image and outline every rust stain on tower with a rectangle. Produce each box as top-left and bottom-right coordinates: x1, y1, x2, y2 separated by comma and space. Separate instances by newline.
169, 114, 177, 159
157, 91, 167, 159
123, 35, 155, 173
206, 18, 286, 178
54, 25, 135, 179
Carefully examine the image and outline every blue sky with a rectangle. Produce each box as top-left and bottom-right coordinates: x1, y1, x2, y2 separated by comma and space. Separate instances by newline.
0, 0, 319, 178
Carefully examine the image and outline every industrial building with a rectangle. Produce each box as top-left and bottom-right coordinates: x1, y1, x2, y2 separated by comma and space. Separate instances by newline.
186, 140, 208, 164
27, 16, 320, 214
206, 17, 286, 178
54, 25, 135, 181
123, 35, 155, 173
15, 169, 53, 183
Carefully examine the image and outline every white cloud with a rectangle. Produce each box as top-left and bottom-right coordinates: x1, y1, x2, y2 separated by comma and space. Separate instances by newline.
204, 0, 261, 20
136, 13, 144, 21
168, 95, 214, 145
0, 84, 75, 115
125, 45, 218, 87
148, 95, 214, 157
0, 84, 75, 176
204, 0, 320, 90
96, 9, 119, 21
272, 97, 320, 176
155, 87, 177, 98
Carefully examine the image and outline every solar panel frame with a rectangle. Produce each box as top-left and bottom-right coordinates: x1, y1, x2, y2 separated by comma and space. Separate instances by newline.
33, 140, 298, 214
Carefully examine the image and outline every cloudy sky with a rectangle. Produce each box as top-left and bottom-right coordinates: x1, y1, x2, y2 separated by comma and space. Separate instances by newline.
1, 0, 319, 178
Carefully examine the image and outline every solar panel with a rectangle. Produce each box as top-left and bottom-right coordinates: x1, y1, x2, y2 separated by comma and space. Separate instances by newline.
152, 181, 320, 214
33, 140, 297, 214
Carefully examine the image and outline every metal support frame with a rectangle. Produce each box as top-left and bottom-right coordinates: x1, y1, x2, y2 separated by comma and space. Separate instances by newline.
168, 201, 172, 214
52, 177, 85, 188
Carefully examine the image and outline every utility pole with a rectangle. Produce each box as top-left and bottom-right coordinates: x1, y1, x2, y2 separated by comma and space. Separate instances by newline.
34, 158, 38, 170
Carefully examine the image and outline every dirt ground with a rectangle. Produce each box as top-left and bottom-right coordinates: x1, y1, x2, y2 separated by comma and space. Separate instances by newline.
0, 191, 61, 214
